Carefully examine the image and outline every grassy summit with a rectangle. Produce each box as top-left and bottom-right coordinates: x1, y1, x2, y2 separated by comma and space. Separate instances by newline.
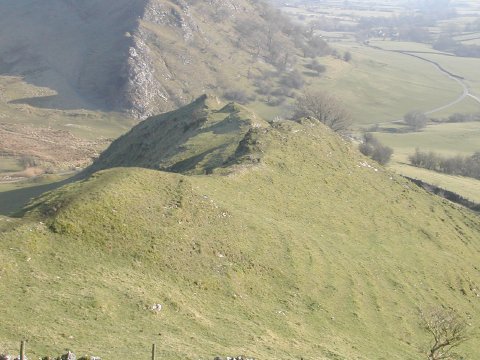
1, 99, 479, 359
86, 95, 269, 175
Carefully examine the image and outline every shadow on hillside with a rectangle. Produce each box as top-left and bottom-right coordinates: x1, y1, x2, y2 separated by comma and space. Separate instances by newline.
0, 61, 105, 112
0, 177, 72, 217
201, 113, 242, 135
165, 144, 230, 174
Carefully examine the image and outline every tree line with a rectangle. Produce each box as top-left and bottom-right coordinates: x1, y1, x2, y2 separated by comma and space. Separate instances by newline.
432, 112, 480, 124
409, 149, 480, 180
433, 35, 480, 58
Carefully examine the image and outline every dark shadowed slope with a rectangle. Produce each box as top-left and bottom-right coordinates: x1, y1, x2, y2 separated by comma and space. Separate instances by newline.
0, 0, 145, 110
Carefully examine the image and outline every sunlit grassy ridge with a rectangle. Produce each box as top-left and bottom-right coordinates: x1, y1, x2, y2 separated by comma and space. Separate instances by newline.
86, 95, 269, 176
1, 101, 479, 359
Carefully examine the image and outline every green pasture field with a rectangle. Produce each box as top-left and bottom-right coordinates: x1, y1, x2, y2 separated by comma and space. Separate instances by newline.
0, 75, 131, 190
280, 4, 402, 27
410, 52, 480, 96
329, 39, 480, 197
439, 16, 479, 28
428, 96, 480, 118
375, 121, 480, 160
328, 8, 400, 19
308, 43, 464, 125
0, 76, 129, 195
248, 101, 287, 121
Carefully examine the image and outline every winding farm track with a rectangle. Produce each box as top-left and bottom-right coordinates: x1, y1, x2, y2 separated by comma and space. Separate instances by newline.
367, 43, 480, 121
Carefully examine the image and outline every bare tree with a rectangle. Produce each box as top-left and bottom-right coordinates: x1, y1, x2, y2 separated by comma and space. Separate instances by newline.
19, 155, 39, 168
359, 133, 393, 165
421, 307, 470, 360
404, 110, 428, 131
343, 51, 352, 62
305, 59, 326, 76
281, 70, 305, 90
293, 90, 351, 133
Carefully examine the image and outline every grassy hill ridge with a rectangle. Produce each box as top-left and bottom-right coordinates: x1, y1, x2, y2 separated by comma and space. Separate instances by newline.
85, 94, 269, 176
1, 101, 480, 359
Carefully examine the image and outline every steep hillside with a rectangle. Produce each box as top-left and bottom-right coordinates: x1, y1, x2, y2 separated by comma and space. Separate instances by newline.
0, 0, 315, 118
1, 100, 479, 359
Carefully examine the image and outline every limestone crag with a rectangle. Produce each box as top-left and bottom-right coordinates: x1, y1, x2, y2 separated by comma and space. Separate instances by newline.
118, 32, 169, 119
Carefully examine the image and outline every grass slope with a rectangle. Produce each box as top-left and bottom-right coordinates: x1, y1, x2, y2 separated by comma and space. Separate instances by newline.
1, 102, 479, 359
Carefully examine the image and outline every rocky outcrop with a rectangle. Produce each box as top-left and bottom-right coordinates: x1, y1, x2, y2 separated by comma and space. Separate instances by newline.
144, 0, 198, 41
117, 0, 208, 118
117, 33, 170, 118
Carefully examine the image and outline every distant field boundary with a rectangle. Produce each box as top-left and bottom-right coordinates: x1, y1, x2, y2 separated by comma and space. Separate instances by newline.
406, 176, 480, 213
367, 43, 464, 79
394, 51, 464, 80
